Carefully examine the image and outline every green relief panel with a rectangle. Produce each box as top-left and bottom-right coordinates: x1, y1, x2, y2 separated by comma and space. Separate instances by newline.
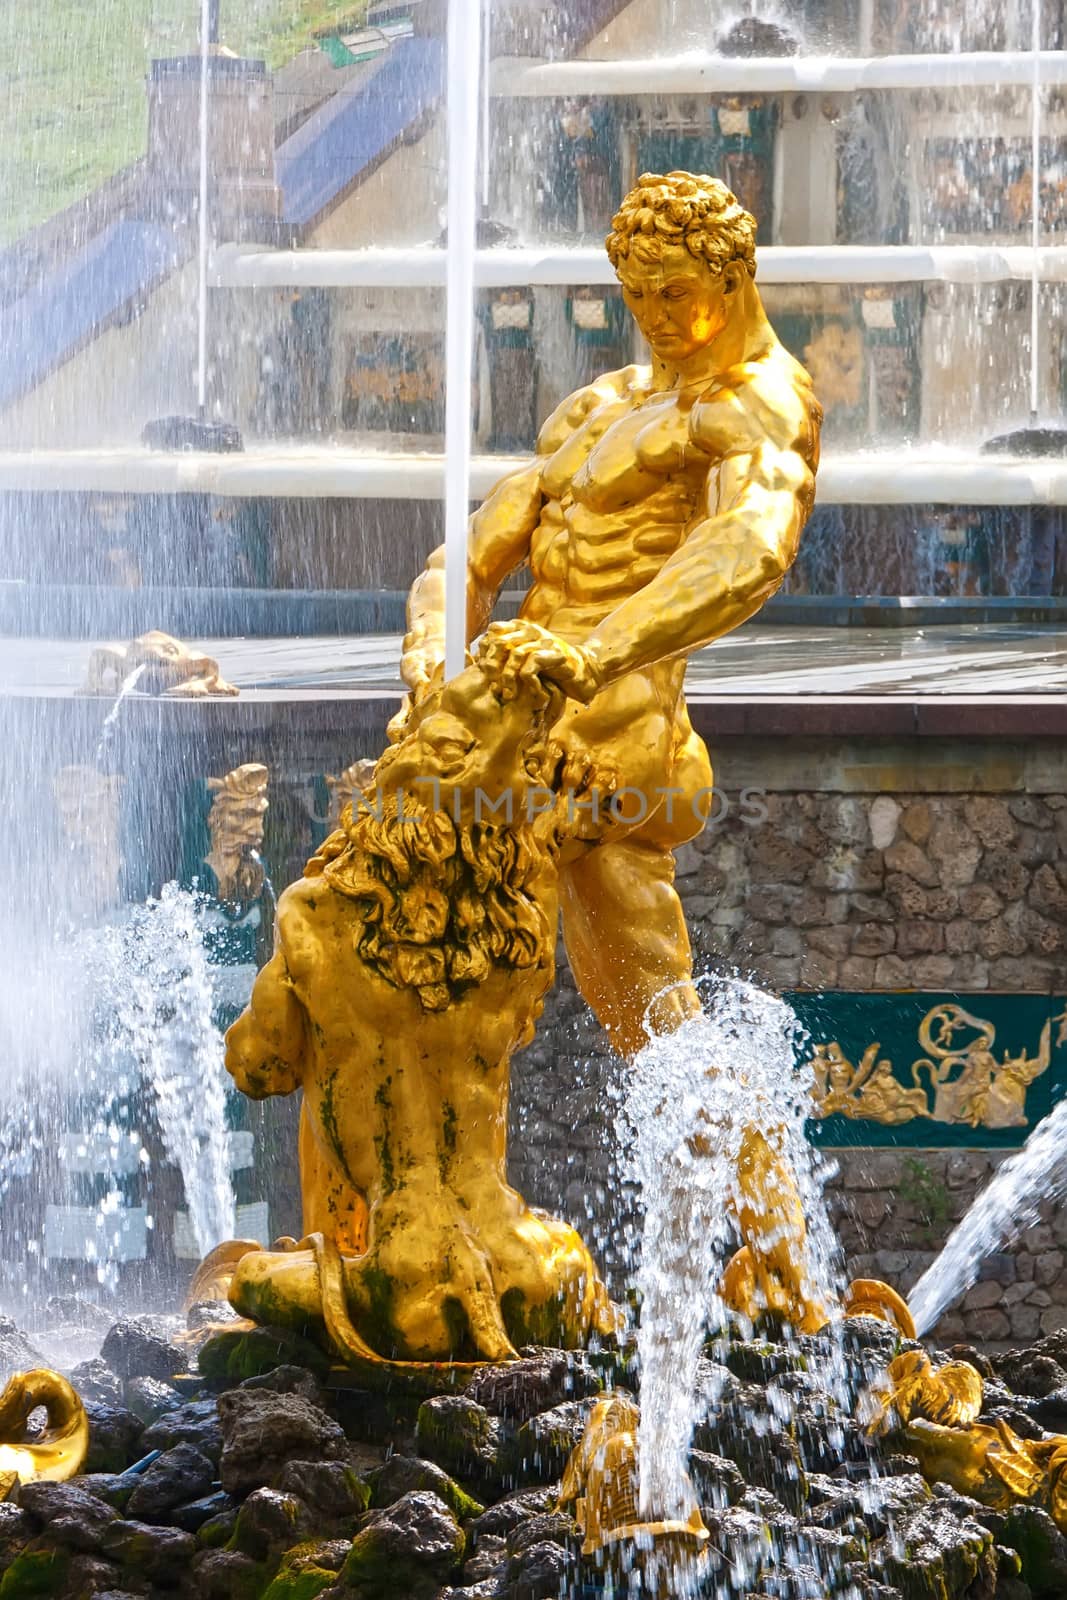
787, 991, 1067, 1149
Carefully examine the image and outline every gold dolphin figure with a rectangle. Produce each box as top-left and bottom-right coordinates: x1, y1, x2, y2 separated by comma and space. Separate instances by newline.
0, 1370, 89, 1497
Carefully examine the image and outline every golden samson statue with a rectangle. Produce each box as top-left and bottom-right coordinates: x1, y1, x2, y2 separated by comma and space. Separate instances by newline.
220, 171, 829, 1362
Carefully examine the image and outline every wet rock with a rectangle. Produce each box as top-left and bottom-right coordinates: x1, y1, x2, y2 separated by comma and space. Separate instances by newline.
369, 1454, 483, 1521
190, 1547, 264, 1599
689, 1448, 746, 1509
870, 1499, 996, 1599
69, 1473, 136, 1513
185, 1299, 243, 1332
123, 1376, 183, 1424
217, 1387, 348, 1497
505, 1510, 578, 1558
339, 1489, 465, 1597
980, 1504, 1067, 1600
197, 1323, 332, 1383
505, 1536, 575, 1600
69, 1358, 124, 1408
0, 1316, 45, 1378
194, 1504, 239, 1549
503, 1399, 598, 1482
0, 1548, 72, 1595
464, 1348, 602, 1423
415, 1395, 505, 1482
16, 1480, 119, 1553
724, 1339, 809, 1384
468, 1488, 559, 1539
99, 1518, 196, 1582
100, 1320, 186, 1384
275, 1459, 371, 1520
462, 1531, 507, 1585
240, 1362, 332, 1407
1029, 1387, 1067, 1433
0, 1499, 30, 1565
264, 1541, 351, 1598
995, 1352, 1067, 1399
139, 1397, 222, 1462
124, 1442, 215, 1520
230, 1486, 315, 1558
167, 1488, 232, 1534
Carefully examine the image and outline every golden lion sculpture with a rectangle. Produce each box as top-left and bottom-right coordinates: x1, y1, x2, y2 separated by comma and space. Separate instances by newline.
223, 659, 616, 1365
85, 630, 237, 698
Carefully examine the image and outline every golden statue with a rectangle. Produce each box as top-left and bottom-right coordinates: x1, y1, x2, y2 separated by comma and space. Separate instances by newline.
224, 661, 615, 1364
559, 1395, 709, 1559
403, 170, 825, 1332
865, 1350, 1067, 1533
0, 1371, 88, 1498
205, 762, 270, 905
86, 630, 238, 697
326, 759, 378, 826
219, 171, 838, 1367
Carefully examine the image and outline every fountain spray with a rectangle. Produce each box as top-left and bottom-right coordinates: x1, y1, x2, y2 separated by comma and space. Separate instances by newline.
141, 0, 242, 455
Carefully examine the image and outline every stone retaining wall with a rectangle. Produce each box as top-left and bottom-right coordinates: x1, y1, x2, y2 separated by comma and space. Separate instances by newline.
507, 741, 1067, 1346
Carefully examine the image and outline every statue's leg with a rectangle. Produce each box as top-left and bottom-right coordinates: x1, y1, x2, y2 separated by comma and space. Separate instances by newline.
557, 712, 711, 1061
299, 1101, 368, 1254
559, 835, 702, 1062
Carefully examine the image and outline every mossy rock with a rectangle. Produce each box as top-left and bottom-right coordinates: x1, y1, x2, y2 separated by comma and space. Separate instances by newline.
260, 1563, 337, 1600
0, 1548, 70, 1597
198, 1326, 332, 1383
997, 1505, 1067, 1600
341, 1490, 465, 1599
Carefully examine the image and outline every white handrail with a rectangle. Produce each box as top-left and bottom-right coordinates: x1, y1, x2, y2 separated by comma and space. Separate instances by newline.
2, 447, 1067, 505
211, 243, 1067, 289
492, 50, 1067, 97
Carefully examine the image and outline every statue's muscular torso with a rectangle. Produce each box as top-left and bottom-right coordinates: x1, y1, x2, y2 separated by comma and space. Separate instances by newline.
509, 345, 818, 841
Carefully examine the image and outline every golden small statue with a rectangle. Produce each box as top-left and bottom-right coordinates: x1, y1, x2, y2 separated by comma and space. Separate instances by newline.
402, 170, 825, 1332
224, 661, 615, 1364
865, 1350, 1067, 1533
86, 630, 238, 697
326, 759, 378, 827
53, 765, 124, 911
0, 1371, 88, 1497
205, 762, 270, 904
559, 1395, 709, 1558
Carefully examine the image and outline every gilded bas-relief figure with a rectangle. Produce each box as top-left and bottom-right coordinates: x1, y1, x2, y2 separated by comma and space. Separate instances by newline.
811, 1002, 1067, 1131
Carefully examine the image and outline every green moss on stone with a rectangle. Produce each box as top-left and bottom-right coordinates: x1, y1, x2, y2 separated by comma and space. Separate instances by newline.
197, 1325, 331, 1381
0, 1548, 71, 1597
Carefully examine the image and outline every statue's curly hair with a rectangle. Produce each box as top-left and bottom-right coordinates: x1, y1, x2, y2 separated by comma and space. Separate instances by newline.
606, 171, 757, 278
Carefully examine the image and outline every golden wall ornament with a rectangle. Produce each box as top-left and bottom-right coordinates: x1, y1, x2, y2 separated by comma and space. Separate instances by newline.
0, 1370, 88, 1496
205, 762, 269, 905
86, 630, 238, 697
811, 1003, 1059, 1130
325, 759, 378, 827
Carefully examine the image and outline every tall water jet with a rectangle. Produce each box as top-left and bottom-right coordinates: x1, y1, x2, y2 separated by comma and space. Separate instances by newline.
621, 980, 843, 1531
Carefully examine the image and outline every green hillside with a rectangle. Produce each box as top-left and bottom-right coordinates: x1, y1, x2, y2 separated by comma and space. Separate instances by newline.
0, 1, 367, 244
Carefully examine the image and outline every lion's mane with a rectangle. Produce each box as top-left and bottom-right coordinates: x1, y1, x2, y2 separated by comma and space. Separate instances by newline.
304, 798, 554, 1012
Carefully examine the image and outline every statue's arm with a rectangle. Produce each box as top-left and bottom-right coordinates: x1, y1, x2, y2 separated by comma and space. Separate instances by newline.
580, 394, 818, 684
400, 459, 544, 693
400, 366, 638, 692
225, 948, 306, 1099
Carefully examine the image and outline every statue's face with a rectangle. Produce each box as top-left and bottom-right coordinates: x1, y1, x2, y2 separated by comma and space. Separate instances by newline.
615, 243, 742, 364
374, 666, 552, 821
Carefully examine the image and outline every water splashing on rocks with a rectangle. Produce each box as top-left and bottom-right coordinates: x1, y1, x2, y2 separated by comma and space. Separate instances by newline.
620, 978, 844, 1536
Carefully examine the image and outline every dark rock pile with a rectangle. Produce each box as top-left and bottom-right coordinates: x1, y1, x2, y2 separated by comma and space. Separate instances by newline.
3, 1310, 1067, 1599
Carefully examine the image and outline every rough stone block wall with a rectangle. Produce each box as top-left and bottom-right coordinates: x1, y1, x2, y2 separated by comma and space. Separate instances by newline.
508, 760, 1067, 1345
